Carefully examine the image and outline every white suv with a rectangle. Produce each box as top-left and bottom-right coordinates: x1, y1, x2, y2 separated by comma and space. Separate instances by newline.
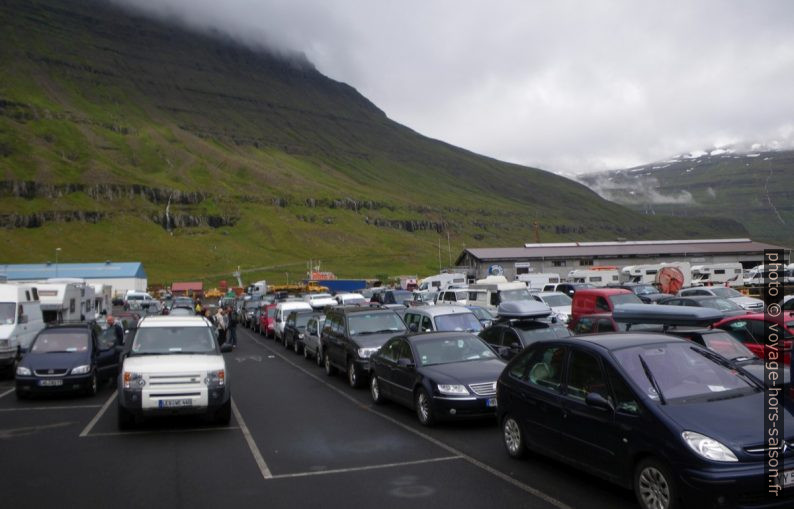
117, 315, 232, 428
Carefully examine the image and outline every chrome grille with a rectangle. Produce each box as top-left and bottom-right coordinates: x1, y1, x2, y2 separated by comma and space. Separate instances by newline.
147, 373, 203, 387
34, 368, 68, 376
469, 382, 497, 396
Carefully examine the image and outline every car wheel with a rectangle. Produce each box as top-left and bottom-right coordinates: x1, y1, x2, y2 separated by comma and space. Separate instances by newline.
324, 352, 336, 376
283, 335, 289, 349
634, 458, 679, 509
117, 404, 135, 430
502, 415, 526, 458
294, 338, 301, 355
85, 372, 98, 397
214, 399, 232, 425
303, 344, 310, 360
316, 346, 324, 367
415, 388, 435, 426
347, 359, 362, 388
370, 375, 384, 404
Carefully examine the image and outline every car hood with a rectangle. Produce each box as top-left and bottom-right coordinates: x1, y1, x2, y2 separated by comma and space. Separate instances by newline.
0, 324, 15, 340
657, 391, 793, 452
351, 332, 405, 349
420, 358, 506, 385
123, 354, 225, 373
731, 296, 764, 308
21, 351, 90, 369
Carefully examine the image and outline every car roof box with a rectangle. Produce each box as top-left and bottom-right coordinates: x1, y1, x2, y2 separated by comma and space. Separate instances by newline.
497, 300, 552, 319
612, 304, 722, 326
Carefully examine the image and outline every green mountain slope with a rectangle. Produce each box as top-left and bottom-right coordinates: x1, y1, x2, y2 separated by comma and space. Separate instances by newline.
578, 151, 793, 247
0, 0, 746, 285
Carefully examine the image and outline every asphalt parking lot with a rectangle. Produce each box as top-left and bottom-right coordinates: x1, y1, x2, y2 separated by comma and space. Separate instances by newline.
0, 326, 638, 509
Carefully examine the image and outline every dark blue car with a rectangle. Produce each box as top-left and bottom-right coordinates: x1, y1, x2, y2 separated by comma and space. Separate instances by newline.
497, 333, 794, 509
15, 323, 123, 398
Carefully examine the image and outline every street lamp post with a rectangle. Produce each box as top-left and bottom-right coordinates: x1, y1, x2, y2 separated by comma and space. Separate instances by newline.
55, 247, 62, 277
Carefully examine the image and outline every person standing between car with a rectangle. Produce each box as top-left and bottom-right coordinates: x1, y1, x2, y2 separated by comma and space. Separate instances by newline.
195, 298, 203, 316
107, 315, 124, 346
215, 307, 227, 345
226, 306, 238, 348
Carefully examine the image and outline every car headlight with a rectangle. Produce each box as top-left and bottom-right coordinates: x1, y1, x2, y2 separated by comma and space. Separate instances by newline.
71, 365, 91, 375
437, 384, 470, 396
298, 333, 305, 339
16, 366, 31, 376
205, 369, 225, 388
357, 347, 379, 358
682, 431, 738, 462
123, 371, 145, 390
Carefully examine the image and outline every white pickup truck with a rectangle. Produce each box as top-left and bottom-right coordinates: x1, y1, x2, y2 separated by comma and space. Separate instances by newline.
117, 315, 232, 428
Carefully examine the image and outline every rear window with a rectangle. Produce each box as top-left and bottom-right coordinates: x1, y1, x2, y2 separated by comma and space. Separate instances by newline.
32, 331, 89, 353
516, 324, 572, 344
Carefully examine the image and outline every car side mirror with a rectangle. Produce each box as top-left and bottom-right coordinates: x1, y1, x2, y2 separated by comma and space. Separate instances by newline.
409, 323, 418, 332
397, 358, 415, 369
497, 346, 512, 359
585, 392, 614, 412
481, 319, 492, 329
220, 343, 234, 353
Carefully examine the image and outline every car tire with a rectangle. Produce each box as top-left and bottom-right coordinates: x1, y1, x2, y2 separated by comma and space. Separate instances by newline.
415, 388, 435, 426
347, 359, 362, 388
283, 335, 289, 349
303, 344, 310, 360
634, 458, 680, 509
324, 352, 336, 376
85, 372, 98, 397
117, 404, 135, 430
214, 399, 232, 425
316, 346, 324, 367
370, 375, 384, 405
294, 338, 301, 355
502, 415, 526, 459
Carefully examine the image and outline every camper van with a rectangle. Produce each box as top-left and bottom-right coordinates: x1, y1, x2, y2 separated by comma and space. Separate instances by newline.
744, 264, 794, 286
691, 263, 743, 287
91, 284, 112, 318
417, 273, 467, 292
247, 280, 268, 297
45, 278, 97, 320
621, 262, 692, 288
515, 272, 562, 289
0, 284, 46, 365
36, 282, 86, 323
567, 267, 621, 287
467, 276, 533, 313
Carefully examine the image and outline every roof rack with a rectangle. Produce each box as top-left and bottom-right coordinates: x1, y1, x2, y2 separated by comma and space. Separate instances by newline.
496, 300, 552, 319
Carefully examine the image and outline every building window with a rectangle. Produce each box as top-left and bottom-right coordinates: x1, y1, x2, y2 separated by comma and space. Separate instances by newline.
579, 259, 593, 266
516, 266, 530, 275
552, 260, 567, 267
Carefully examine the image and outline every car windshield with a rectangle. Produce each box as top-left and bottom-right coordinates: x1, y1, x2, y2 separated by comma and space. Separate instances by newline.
0, 303, 15, 325
348, 312, 406, 335
633, 285, 659, 296
173, 298, 193, 307
516, 324, 572, 343
541, 294, 572, 307
31, 331, 89, 353
434, 313, 483, 332
710, 288, 742, 299
500, 289, 533, 302
415, 335, 497, 366
701, 298, 743, 311
131, 326, 216, 355
612, 343, 757, 403
391, 291, 412, 302
127, 295, 143, 300
700, 332, 756, 360
468, 307, 494, 321
295, 314, 314, 327
611, 294, 643, 305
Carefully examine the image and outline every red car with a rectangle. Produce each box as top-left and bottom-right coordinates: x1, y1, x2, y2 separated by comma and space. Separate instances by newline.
714, 312, 794, 365
259, 303, 277, 338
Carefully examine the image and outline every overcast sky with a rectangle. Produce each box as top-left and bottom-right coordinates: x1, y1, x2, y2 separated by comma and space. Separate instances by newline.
115, 0, 794, 174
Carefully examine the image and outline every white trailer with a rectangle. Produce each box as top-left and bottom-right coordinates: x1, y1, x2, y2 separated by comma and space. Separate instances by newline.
621, 262, 692, 288
691, 263, 743, 287
417, 273, 467, 292
567, 268, 621, 287
35, 282, 85, 323
516, 272, 562, 289
0, 283, 46, 363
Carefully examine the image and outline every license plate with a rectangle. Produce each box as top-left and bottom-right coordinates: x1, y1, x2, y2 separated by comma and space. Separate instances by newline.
784, 469, 794, 488
38, 379, 63, 387
159, 399, 193, 408
486, 397, 498, 407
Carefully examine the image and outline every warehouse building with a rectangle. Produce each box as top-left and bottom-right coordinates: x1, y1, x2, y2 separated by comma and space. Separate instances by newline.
455, 238, 789, 281
0, 262, 147, 297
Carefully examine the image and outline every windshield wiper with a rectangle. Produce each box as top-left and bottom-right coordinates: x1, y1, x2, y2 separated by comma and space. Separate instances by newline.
689, 347, 763, 390
638, 354, 666, 405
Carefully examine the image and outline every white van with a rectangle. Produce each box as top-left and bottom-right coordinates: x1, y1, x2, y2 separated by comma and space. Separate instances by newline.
36, 282, 84, 323
248, 280, 268, 297
91, 284, 113, 318
467, 276, 534, 313
568, 268, 621, 287
0, 284, 46, 366
304, 293, 336, 309
691, 263, 743, 287
417, 273, 467, 292
274, 301, 312, 340
515, 272, 561, 289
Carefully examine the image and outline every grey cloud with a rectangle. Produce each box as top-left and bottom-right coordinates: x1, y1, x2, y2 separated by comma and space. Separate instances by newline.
112, 0, 794, 174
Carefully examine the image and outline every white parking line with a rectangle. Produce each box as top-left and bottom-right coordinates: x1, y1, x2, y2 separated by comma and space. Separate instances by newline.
0, 404, 102, 412
243, 331, 572, 509
232, 398, 273, 480
0, 388, 15, 399
86, 426, 241, 438
269, 456, 461, 480
79, 392, 116, 437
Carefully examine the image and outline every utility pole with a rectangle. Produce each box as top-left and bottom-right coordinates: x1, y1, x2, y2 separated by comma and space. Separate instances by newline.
447, 230, 452, 267
438, 237, 442, 273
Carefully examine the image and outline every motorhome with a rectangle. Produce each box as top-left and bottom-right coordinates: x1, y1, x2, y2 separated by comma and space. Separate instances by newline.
467, 276, 533, 313
691, 263, 743, 287
417, 273, 467, 292
567, 267, 621, 287
515, 272, 562, 289
36, 281, 87, 323
744, 264, 794, 286
46, 278, 96, 320
91, 283, 113, 317
621, 262, 692, 288
0, 283, 46, 366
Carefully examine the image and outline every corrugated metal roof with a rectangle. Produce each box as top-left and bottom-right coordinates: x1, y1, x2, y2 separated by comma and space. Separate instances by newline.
459, 239, 788, 263
0, 262, 146, 280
